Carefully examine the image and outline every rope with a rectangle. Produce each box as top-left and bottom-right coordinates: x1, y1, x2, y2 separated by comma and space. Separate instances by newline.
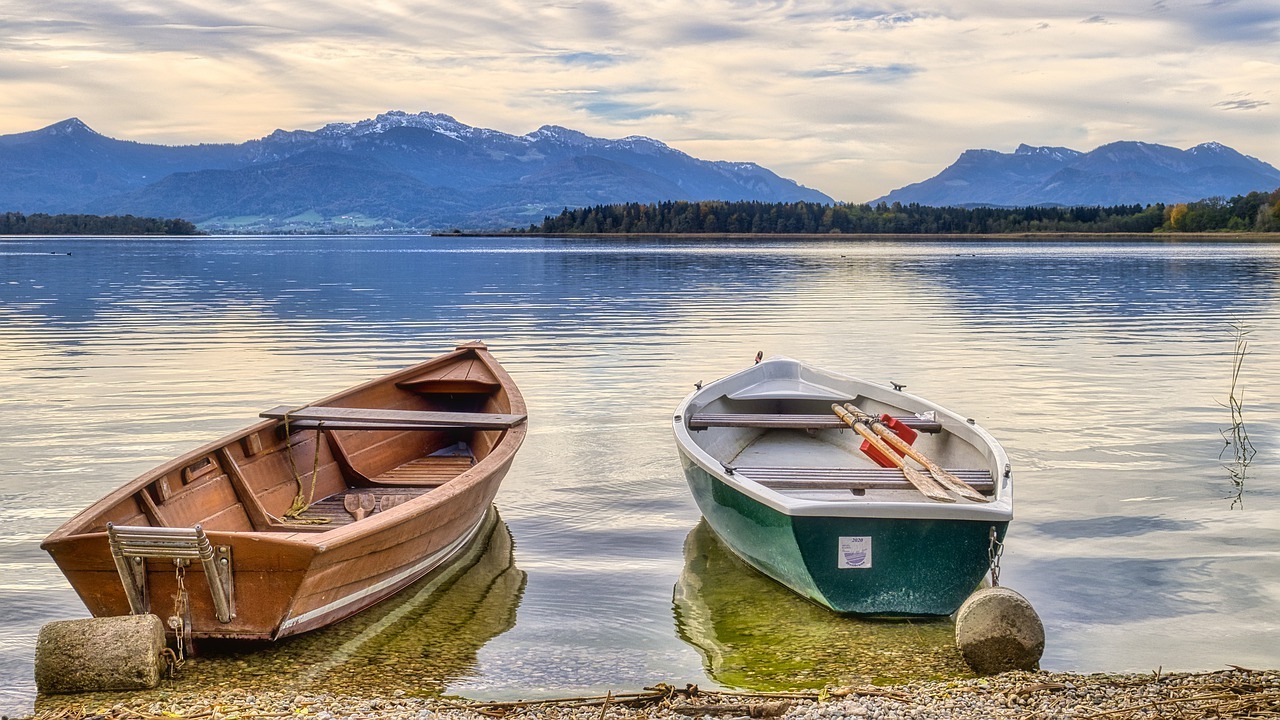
280, 413, 330, 524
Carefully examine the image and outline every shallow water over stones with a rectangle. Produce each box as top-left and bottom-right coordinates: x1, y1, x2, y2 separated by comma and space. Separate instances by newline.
3, 236, 1279, 715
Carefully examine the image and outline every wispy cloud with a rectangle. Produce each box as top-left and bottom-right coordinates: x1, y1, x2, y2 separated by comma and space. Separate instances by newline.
547, 52, 620, 67
1215, 97, 1270, 111
800, 64, 918, 82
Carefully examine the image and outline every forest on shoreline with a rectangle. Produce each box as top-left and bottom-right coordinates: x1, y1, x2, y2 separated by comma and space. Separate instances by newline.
534, 188, 1280, 235
0, 212, 202, 235
7, 188, 1280, 237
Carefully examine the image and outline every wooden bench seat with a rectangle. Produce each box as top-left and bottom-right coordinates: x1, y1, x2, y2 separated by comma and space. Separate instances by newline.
261, 405, 527, 431
732, 465, 994, 493
688, 413, 943, 433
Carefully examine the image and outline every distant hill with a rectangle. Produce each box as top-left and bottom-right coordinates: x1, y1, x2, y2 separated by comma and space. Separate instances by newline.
876, 141, 1280, 207
0, 112, 831, 232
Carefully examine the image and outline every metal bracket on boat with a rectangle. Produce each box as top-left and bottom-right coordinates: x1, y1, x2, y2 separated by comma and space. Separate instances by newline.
107, 523, 235, 623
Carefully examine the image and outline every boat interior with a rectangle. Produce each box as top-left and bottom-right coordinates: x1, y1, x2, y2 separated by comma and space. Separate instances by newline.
685, 392, 997, 504
70, 353, 525, 536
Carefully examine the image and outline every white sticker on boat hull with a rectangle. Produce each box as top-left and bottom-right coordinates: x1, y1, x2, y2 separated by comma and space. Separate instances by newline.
838, 536, 872, 569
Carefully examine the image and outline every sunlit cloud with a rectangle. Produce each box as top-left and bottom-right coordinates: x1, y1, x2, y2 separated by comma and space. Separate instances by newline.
0, 0, 1276, 201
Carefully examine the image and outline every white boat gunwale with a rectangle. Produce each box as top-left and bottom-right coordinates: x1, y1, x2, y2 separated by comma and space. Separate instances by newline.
673, 356, 1013, 522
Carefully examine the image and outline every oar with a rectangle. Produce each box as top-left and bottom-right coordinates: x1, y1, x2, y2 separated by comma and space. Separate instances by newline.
831, 404, 954, 503
843, 403, 988, 502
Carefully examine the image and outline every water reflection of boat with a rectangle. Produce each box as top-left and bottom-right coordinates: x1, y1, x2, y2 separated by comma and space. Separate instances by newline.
673, 521, 971, 690
165, 507, 526, 697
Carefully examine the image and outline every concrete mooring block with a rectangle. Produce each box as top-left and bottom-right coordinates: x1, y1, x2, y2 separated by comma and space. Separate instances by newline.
35, 614, 168, 694
955, 586, 1045, 675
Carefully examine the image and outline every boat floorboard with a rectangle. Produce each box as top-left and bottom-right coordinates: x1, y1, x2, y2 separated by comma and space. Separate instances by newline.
286, 455, 474, 526
730, 430, 866, 468
376, 455, 472, 483
293, 487, 434, 526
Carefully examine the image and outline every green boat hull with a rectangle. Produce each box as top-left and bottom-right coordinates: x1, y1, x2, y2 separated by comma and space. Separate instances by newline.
682, 458, 1007, 616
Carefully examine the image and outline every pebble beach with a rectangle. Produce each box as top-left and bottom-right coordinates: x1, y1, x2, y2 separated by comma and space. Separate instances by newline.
21, 669, 1280, 720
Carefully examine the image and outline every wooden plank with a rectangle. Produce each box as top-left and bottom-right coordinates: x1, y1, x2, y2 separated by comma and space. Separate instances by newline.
301, 487, 436, 526
217, 447, 275, 531
736, 465, 992, 479
733, 466, 993, 493
158, 475, 244, 528
279, 420, 473, 431
320, 429, 377, 486
134, 488, 169, 526
261, 405, 526, 430
687, 413, 943, 433
375, 456, 471, 484
396, 357, 501, 392
200, 502, 255, 532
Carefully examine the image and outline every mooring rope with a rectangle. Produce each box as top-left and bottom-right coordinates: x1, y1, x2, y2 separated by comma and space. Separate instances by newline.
280, 413, 330, 524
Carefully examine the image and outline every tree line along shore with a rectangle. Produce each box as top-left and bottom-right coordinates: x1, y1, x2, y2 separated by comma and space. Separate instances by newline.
0, 212, 201, 235
6, 187, 1280, 236
533, 188, 1280, 235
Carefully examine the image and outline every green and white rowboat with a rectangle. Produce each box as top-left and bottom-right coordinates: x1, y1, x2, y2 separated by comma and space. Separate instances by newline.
672, 356, 1013, 616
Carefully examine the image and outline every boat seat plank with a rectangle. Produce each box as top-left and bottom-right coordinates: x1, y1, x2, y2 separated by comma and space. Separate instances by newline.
280, 420, 480, 431
688, 413, 943, 433
261, 405, 526, 430
733, 466, 994, 493
287, 487, 434, 527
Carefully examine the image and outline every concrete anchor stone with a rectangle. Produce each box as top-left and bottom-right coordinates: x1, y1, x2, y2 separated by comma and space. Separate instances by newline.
35, 614, 168, 694
954, 586, 1045, 674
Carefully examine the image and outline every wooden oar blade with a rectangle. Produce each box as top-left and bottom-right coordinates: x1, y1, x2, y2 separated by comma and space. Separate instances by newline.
931, 468, 988, 502
902, 464, 955, 503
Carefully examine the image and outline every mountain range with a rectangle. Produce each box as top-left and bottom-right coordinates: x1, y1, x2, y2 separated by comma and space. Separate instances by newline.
0, 112, 831, 232
875, 141, 1280, 207
5, 112, 1278, 232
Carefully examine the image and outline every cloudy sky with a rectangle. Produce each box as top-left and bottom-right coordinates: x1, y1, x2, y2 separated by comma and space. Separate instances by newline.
2, 0, 1277, 201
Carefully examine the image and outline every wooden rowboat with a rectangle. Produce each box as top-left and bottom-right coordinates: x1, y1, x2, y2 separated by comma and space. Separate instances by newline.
42, 341, 527, 641
672, 355, 1012, 616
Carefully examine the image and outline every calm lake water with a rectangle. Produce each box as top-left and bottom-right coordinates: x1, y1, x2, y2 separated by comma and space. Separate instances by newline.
1, 236, 1278, 715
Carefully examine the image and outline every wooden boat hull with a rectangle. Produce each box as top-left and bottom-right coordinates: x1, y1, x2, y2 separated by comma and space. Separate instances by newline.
43, 342, 526, 641
673, 356, 1012, 617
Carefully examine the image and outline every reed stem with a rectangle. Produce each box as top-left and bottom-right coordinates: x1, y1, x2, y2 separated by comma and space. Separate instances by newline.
1220, 321, 1256, 508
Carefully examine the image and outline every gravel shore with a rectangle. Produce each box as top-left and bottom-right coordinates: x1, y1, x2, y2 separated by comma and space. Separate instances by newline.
22, 668, 1279, 720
